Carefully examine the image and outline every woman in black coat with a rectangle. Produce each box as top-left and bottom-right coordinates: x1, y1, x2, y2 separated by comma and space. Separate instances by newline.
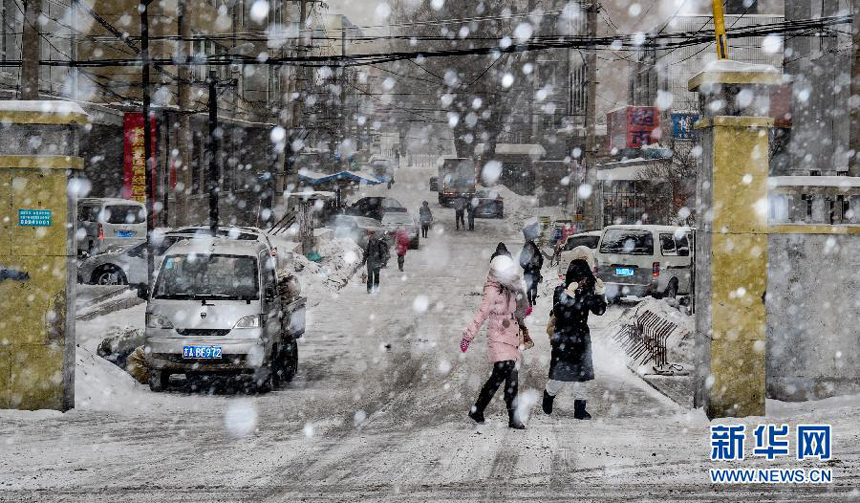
542, 257, 607, 419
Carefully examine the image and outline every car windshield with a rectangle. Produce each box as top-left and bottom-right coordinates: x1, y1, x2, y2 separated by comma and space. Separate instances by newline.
599, 229, 654, 255
382, 198, 406, 211
103, 204, 145, 224
382, 214, 411, 225
153, 254, 259, 300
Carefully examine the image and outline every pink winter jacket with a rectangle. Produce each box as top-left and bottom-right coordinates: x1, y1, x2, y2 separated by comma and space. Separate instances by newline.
463, 279, 521, 363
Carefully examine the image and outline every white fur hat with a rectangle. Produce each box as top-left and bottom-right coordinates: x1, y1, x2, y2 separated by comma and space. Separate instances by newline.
568, 245, 596, 271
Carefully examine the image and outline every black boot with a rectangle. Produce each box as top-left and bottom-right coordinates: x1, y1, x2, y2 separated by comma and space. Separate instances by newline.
508, 409, 525, 430
468, 406, 485, 424
542, 390, 554, 415
573, 399, 592, 420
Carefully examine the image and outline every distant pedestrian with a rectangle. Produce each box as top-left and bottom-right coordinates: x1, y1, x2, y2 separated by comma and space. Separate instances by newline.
519, 240, 544, 305
542, 248, 607, 420
461, 255, 530, 429
361, 231, 387, 293
395, 228, 409, 272
467, 197, 476, 231
419, 201, 433, 238
453, 197, 466, 230
490, 242, 512, 262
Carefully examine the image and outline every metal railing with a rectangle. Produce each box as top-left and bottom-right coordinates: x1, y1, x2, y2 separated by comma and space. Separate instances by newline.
612, 309, 684, 369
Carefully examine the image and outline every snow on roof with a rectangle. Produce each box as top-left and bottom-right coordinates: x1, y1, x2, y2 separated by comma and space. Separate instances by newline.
597, 163, 665, 182
495, 143, 547, 156
702, 59, 779, 74
769, 176, 860, 189
0, 100, 87, 115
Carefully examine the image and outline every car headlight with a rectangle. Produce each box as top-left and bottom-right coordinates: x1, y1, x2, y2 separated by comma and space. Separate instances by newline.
234, 315, 261, 329
146, 313, 174, 329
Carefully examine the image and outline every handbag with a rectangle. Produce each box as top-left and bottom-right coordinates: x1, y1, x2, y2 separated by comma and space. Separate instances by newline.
519, 323, 534, 350
545, 313, 556, 338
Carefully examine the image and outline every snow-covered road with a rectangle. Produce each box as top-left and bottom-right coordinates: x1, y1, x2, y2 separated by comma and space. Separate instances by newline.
2, 166, 859, 502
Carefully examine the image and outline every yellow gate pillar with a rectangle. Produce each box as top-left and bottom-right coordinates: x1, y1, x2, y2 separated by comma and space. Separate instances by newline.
0, 101, 88, 411
688, 62, 781, 418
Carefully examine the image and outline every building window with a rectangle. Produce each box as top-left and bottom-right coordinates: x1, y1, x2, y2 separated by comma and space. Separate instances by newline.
809, 170, 821, 176
801, 194, 813, 222
837, 171, 848, 177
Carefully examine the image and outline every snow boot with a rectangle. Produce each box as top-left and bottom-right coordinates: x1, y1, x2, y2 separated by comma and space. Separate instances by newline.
542, 390, 554, 415
573, 399, 592, 420
508, 409, 526, 430
468, 407, 485, 424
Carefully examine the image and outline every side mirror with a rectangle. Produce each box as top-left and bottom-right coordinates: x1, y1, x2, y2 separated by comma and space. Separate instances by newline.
136, 284, 149, 300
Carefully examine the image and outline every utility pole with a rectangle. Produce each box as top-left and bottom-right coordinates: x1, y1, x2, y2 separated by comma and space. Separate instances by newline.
712, 0, 729, 60
207, 70, 220, 234
140, 0, 155, 288
340, 29, 347, 169
176, 0, 192, 225
20, 0, 41, 99
582, 0, 600, 230
850, 0, 860, 176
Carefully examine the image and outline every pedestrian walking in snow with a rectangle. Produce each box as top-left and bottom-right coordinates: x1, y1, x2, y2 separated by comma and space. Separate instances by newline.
453, 197, 466, 230
519, 240, 544, 305
466, 197, 476, 231
542, 247, 607, 419
395, 228, 409, 272
490, 242, 512, 262
362, 231, 387, 293
419, 201, 433, 238
461, 255, 531, 429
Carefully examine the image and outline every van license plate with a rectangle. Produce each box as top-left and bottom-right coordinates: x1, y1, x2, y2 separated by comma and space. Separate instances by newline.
116, 230, 135, 237
183, 345, 222, 359
615, 267, 635, 277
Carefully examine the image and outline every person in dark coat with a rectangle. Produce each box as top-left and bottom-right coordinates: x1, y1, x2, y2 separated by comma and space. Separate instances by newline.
519, 240, 544, 305
490, 242, 512, 261
453, 197, 466, 230
466, 197, 476, 231
418, 201, 433, 238
361, 231, 387, 293
542, 252, 607, 419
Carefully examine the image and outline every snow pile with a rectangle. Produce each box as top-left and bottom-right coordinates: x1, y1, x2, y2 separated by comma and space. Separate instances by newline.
75, 345, 155, 412
486, 183, 568, 237
287, 237, 363, 306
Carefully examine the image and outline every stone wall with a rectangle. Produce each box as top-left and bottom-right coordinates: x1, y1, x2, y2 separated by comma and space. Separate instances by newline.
766, 232, 860, 400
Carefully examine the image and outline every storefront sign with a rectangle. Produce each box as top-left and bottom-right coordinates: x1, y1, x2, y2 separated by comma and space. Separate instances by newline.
607, 106, 660, 150
18, 209, 52, 227
672, 112, 699, 139
123, 112, 157, 205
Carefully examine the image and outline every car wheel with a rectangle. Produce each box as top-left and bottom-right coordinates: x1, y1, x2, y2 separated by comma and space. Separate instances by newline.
93, 266, 127, 286
253, 366, 274, 393
149, 370, 169, 392
409, 237, 419, 249
664, 278, 679, 300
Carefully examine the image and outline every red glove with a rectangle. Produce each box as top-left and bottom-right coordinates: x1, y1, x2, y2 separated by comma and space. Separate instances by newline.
460, 338, 470, 353
524, 305, 533, 318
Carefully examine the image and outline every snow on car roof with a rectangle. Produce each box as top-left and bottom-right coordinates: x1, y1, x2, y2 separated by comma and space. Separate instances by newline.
165, 237, 267, 257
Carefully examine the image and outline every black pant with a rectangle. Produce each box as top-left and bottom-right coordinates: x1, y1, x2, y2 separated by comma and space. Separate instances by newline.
455, 210, 465, 230
468, 215, 475, 231
421, 224, 429, 238
397, 255, 405, 271
366, 264, 380, 292
474, 360, 519, 413
524, 272, 540, 305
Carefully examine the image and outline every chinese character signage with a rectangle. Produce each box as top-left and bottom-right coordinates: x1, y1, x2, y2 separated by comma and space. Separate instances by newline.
672, 112, 699, 139
18, 209, 52, 227
607, 106, 660, 150
123, 112, 157, 205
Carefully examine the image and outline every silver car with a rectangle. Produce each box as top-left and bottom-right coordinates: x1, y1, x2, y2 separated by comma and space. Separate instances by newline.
381, 212, 419, 249
77, 233, 187, 287
145, 238, 301, 392
327, 214, 386, 249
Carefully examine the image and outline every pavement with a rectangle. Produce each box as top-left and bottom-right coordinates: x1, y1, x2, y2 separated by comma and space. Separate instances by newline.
1, 166, 859, 502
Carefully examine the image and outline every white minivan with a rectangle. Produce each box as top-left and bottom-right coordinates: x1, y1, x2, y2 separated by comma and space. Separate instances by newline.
594, 225, 692, 300
77, 198, 147, 256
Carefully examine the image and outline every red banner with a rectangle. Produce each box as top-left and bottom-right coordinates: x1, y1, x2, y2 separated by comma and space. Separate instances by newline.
123, 112, 157, 205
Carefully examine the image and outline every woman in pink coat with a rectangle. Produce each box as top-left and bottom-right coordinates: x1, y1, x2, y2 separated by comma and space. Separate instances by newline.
460, 254, 529, 429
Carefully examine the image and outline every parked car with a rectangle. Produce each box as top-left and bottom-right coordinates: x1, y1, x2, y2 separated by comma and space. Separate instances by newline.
429, 176, 439, 192
77, 198, 147, 256
381, 212, 419, 249
144, 237, 306, 392
326, 214, 386, 248
555, 230, 603, 280
346, 197, 408, 221
77, 232, 188, 287
471, 190, 504, 219
594, 225, 692, 301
